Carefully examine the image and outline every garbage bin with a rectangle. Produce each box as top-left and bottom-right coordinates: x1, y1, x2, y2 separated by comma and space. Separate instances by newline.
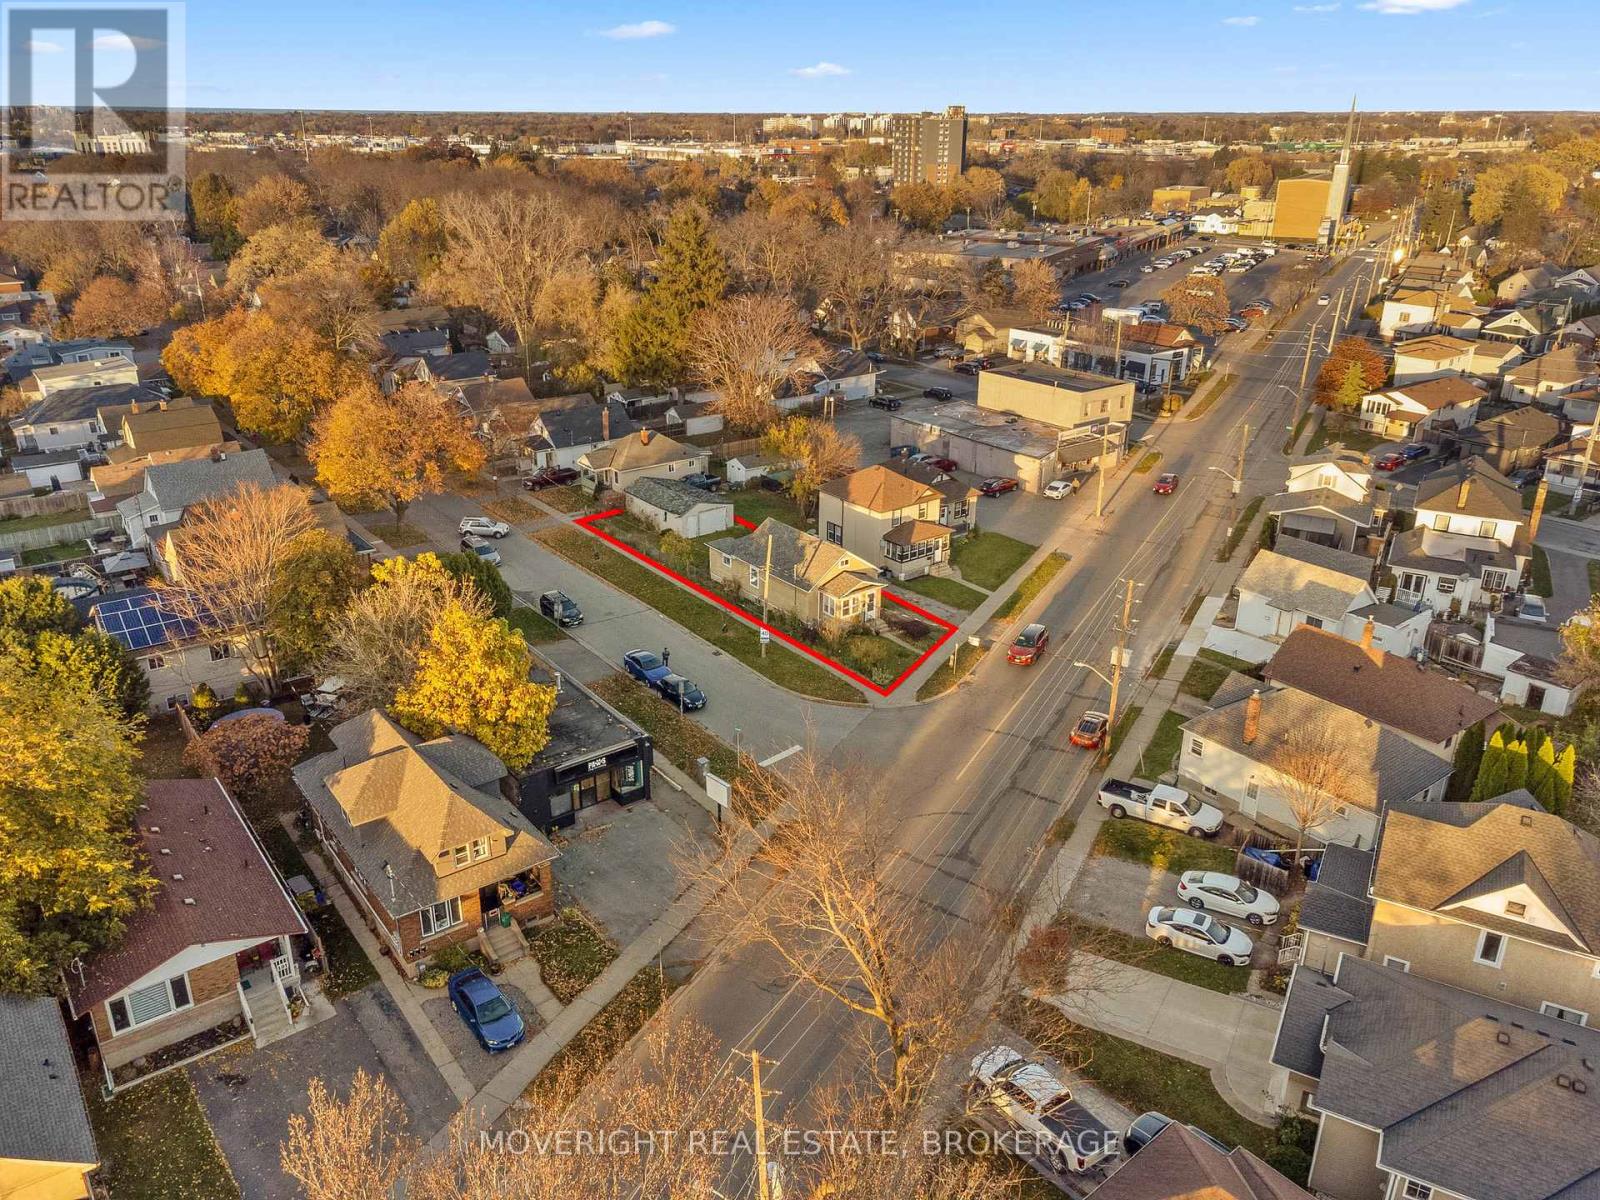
499, 909, 513, 928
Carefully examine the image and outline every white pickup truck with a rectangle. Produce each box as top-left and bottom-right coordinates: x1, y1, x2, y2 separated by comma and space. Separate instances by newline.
1097, 778, 1224, 838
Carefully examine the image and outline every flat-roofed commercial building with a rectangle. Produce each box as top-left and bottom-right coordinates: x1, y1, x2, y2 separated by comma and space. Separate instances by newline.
977, 360, 1134, 428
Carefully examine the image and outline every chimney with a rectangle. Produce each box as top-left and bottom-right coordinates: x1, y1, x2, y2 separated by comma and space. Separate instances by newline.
640, 428, 652, 445
1243, 689, 1261, 745
1529, 478, 1549, 540
128, 398, 141, 415
601, 403, 610, 442
1361, 617, 1384, 666
1456, 476, 1472, 509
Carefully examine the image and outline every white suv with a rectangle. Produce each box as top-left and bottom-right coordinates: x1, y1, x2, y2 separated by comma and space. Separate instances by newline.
970, 1047, 1118, 1174
458, 516, 510, 539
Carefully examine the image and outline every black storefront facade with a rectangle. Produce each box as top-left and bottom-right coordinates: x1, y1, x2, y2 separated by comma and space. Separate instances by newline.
514, 663, 653, 832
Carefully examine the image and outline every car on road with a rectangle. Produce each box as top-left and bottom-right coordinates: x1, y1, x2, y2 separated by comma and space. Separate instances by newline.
538, 589, 583, 627
1008, 623, 1050, 665
1317, 293, 1332, 305
1223, 316, 1248, 332
656, 673, 707, 711
459, 534, 502, 566
952, 360, 980, 375
522, 466, 580, 490
447, 969, 527, 1053
1077, 292, 1102, 305
682, 472, 724, 491
1065, 297, 1092, 311
1152, 473, 1179, 495
1107, 278, 1131, 289
924, 386, 954, 401
1145, 906, 1254, 967
865, 350, 886, 364
623, 649, 672, 688
1139, 263, 1156, 274
869, 395, 902, 411
1043, 475, 1083, 499
978, 476, 1018, 497
458, 516, 510, 539
1124, 1112, 1232, 1157
1374, 452, 1405, 472
1070, 711, 1110, 750
1519, 594, 1549, 623
970, 1047, 1119, 1175
1400, 443, 1431, 463
1177, 871, 1281, 926
1097, 778, 1224, 837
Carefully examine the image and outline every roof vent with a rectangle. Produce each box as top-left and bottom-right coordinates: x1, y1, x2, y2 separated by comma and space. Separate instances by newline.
148, 825, 161, 833
1521, 814, 1535, 827
182, 897, 196, 906
1557, 1074, 1572, 1089
159, 847, 171, 855
1574, 1079, 1589, 1095
1496, 1031, 1512, 1045
171, 873, 184, 882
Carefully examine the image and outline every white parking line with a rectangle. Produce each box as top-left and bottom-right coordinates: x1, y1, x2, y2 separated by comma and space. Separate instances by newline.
758, 745, 803, 768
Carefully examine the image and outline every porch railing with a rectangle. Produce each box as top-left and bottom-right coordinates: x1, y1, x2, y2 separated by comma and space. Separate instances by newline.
1277, 933, 1304, 969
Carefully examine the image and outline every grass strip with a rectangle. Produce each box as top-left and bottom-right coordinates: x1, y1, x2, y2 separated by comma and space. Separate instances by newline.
994, 551, 1069, 621
1182, 371, 1237, 421
917, 640, 985, 701
1216, 495, 1265, 562
1135, 708, 1190, 779
83, 1071, 241, 1200
897, 573, 988, 611
951, 531, 1039, 590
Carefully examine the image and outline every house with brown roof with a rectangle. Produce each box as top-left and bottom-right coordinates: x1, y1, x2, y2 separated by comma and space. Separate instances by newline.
1264, 625, 1499, 754
1391, 333, 1478, 385
1087, 1122, 1313, 1200
883, 457, 979, 533
294, 711, 558, 975
816, 463, 958, 580
89, 400, 235, 501
65, 778, 310, 1087
1500, 345, 1599, 407
1451, 405, 1561, 476
577, 428, 708, 492
1358, 376, 1486, 442
708, 517, 883, 634
1388, 457, 1529, 616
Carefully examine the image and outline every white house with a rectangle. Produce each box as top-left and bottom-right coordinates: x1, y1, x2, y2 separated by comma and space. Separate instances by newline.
1378, 289, 1446, 340
725, 452, 785, 486
1391, 334, 1477, 385
800, 350, 879, 404
1284, 446, 1372, 503
1542, 427, 1600, 496
1190, 212, 1238, 235
116, 449, 278, 550
1387, 457, 1528, 614
8, 381, 163, 454
1234, 539, 1376, 644
88, 588, 257, 710
1358, 376, 1485, 442
528, 400, 637, 470
9, 449, 85, 490
1480, 612, 1580, 717
622, 477, 734, 539
1499, 346, 1598, 407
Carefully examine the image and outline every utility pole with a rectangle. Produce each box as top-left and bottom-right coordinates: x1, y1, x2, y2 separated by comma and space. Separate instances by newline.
299, 110, 310, 164
749, 1051, 778, 1200
1299, 318, 1320, 391
1327, 289, 1344, 352
1235, 422, 1249, 496
760, 534, 773, 657
1094, 423, 1116, 521
1104, 578, 1139, 758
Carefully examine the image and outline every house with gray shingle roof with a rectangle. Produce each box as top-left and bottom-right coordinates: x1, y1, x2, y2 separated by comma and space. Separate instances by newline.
0, 994, 97, 1198
115, 447, 277, 551
1235, 539, 1376, 647
623, 476, 732, 538
1390, 457, 1529, 614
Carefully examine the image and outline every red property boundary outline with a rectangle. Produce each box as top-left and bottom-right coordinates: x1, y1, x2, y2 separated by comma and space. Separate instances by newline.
573, 508, 957, 697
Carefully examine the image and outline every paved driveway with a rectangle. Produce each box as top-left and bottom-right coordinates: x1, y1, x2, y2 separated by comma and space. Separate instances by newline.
191, 987, 456, 1200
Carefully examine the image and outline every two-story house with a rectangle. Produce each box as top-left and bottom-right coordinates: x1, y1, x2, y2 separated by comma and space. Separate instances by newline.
1387, 458, 1528, 614
295, 710, 559, 975
529, 399, 638, 470
708, 518, 884, 635
115, 448, 277, 550
87, 588, 256, 711
1274, 797, 1600, 1200
9, 380, 163, 455
1266, 446, 1379, 553
578, 429, 708, 492
816, 463, 957, 580
1500, 345, 1599, 407
1450, 405, 1561, 476
1358, 377, 1486, 443
1390, 334, 1478, 385
1378, 288, 1449, 340
1480, 304, 1559, 355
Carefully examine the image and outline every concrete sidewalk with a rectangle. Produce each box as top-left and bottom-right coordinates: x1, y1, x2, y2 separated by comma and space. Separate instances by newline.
1039, 954, 1281, 1125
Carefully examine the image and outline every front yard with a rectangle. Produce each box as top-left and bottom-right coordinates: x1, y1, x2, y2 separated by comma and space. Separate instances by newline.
1067, 917, 1250, 994
993, 550, 1069, 620
1178, 648, 1257, 701
1093, 816, 1237, 877
951, 531, 1038, 590
917, 641, 986, 700
526, 904, 619, 1005
897, 573, 989, 611
1134, 709, 1189, 779
83, 1072, 240, 1200
524, 967, 673, 1108
729, 488, 809, 530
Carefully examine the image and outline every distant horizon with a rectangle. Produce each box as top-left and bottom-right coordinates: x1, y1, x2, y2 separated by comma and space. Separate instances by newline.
171, 107, 1596, 120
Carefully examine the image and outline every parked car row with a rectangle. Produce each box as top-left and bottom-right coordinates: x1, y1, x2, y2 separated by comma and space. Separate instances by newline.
623, 648, 707, 711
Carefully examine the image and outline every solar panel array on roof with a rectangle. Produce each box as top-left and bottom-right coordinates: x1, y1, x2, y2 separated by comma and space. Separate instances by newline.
92, 590, 197, 651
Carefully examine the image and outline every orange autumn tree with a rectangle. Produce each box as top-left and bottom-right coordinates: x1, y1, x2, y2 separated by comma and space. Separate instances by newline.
309, 381, 485, 532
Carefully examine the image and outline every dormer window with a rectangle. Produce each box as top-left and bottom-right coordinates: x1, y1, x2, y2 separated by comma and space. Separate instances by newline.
1505, 901, 1527, 918
449, 838, 491, 868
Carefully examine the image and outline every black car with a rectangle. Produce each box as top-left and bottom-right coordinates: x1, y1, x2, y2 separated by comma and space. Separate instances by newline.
656, 673, 707, 711
869, 395, 902, 411
682, 472, 723, 492
924, 386, 954, 401
538, 589, 583, 627
952, 361, 980, 376
865, 350, 886, 364
1107, 278, 1132, 289
1124, 1112, 1230, 1157
522, 466, 580, 490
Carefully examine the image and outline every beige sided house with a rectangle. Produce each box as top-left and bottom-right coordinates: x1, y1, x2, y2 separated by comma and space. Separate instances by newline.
816, 464, 955, 581
578, 428, 708, 492
708, 517, 883, 635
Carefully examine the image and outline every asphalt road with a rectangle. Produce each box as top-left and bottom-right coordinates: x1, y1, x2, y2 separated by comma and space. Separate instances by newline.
645, 245, 1381, 1157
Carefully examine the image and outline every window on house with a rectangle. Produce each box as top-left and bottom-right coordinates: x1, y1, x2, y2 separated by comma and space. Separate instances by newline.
1540, 1002, 1589, 1027
1400, 572, 1427, 596
107, 975, 192, 1034
1482, 569, 1509, 593
748, 565, 760, 587
208, 642, 232, 661
1246, 781, 1259, 799
1505, 900, 1527, 918
826, 522, 842, 545
1478, 520, 1498, 538
1383, 956, 1411, 972
1432, 514, 1450, 532
419, 897, 462, 938
1402, 1181, 1433, 1200
1304, 615, 1324, 630
721, 554, 732, 568
453, 844, 470, 868
822, 594, 835, 617
1189, 739, 1204, 758
471, 838, 490, 862
1474, 929, 1506, 968
146, 653, 166, 671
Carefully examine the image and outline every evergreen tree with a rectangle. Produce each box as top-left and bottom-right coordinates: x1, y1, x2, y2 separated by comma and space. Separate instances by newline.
611, 203, 729, 390
1447, 722, 1485, 802
1503, 737, 1529, 793
1552, 743, 1577, 816
1471, 728, 1509, 801
1334, 361, 1368, 414
1529, 737, 1559, 810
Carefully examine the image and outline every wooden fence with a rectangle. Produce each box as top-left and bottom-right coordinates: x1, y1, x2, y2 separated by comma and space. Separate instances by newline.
0, 490, 89, 521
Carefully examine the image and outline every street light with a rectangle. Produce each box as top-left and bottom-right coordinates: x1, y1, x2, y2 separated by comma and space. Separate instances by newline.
1208, 465, 1242, 496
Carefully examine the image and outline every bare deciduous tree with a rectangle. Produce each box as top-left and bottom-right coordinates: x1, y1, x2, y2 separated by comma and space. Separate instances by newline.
1010, 259, 1061, 322
815, 222, 905, 351
155, 482, 316, 693
1267, 718, 1355, 859
689, 294, 822, 434
280, 1070, 417, 1200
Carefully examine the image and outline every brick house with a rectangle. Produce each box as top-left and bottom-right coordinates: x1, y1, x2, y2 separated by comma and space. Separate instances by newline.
295, 711, 558, 975
64, 779, 308, 1087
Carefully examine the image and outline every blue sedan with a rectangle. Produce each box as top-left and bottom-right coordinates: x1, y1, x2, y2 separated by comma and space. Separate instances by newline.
623, 649, 672, 688
447, 968, 526, 1053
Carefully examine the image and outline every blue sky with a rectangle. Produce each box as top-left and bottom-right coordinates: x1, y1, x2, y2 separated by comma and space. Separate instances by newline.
19, 0, 1597, 113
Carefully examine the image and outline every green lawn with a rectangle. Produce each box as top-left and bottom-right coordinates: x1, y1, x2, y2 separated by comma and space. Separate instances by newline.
524, 966, 672, 1108
730, 489, 809, 530
84, 1071, 241, 1200
371, 521, 429, 548
508, 603, 568, 644
896, 573, 988, 611
535, 525, 864, 703
1135, 708, 1191, 779
1590, 558, 1600, 597
1000, 997, 1273, 1156
916, 640, 985, 700
21, 540, 85, 566
1094, 814, 1237, 876
993, 551, 1069, 620
1178, 648, 1257, 701
525, 906, 618, 1004
1148, 642, 1179, 681
1133, 450, 1163, 474
951, 531, 1038, 590
1308, 422, 1384, 455
591, 672, 744, 782
1183, 372, 1237, 421
1217, 495, 1265, 562
1530, 545, 1553, 598
1108, 705, 1143, 757
534, 485, 597, 514
1074, 920, 1252, 994
0, 507, 84, 534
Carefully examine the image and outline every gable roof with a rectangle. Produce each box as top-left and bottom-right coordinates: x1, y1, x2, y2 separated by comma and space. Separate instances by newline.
1274, 955, 1600, 1200
1507, 346, 1598, 387
1088, 1122, 1313, 1200
819, 463, 942, 512
625, 475, 730, 517
426, 350, 493, 382
1298, 842, 1376, 945
581, 430, 701, 473
1467, 404, 1561, 445
13, 382, 164, 427
715, 517, 875, 593
1394, 334, 1476, 362
0, 995, 97, 1170
1384, 375, 1487, 412
536, 399, 636, 449
122, 401, 222, 454
69, 778, 307, 1011
140, 447, 276, 513
1414, 456, 1524, 525
1264, 488, 1374, 527
379, 327, 448, 357
1264, 626, 1500, 744
1237, 543, 1372, 623
1374, 800, 1600, 955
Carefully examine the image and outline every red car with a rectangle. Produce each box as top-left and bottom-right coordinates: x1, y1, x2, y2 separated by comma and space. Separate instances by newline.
1008, 623, 1049, 665
927, 456, 959, 473
1070, 711, 1110, 750
1153, 473, 1179, 495
523, 466, 580, 490
1374, 453, 1404, 472
979, 476, 1018, 497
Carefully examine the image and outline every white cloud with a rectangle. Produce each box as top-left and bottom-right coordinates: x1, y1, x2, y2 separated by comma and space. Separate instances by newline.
1293, 3, 1340, 11
1222, 15, 1261, 25
25, 38, 62, 52
599, 19, 675, 39
92, 32, 163, 51
1360, 0, 1468, 12
790, 61, 850, 77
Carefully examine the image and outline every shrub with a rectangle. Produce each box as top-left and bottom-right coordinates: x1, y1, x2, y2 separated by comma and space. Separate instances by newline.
182, 713, 309, 803
1264, 1144, 1311, 1185
419, 968, 449, 989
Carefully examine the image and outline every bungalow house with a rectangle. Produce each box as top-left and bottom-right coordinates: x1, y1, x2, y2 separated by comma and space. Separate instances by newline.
1561, 313, 1600, 350
115, 448, 277, 550
792, 349, 879, 404
883, 458, 979, 534
0, 995, 97, 1200
378, 327, 450, 360
88, 587, 256, 711
91, 400, 235, 503
1285, 446, 1372, 504
417, 350, 494, 388
578, 429, 708, 492
1233, 539, 1378, 646
817, 463, 956, 580
1450, 405, 1561, 476
1480, 304, 1560, 355
1178, 685, 1452, 848
1358, 376, 1485, 442
1500, 345, 1599, 407
65, 778, 310, 1084
9, 382, 166, 454
1540, 430, 1600, 496
1497, 263, 1558, 302
623, 476, 733, 538
1553, 264, 1600, 297
530, 400, 637, 470
1388, 457, 1529, 613
709, 517, 884, 635
295, 710, 559, 975
1265, 490, 1376, 554
1467, 337, 1524, 380
956, 306, 1042, 358
1390, 334, 1477, 385
1263, 624, 1499, 756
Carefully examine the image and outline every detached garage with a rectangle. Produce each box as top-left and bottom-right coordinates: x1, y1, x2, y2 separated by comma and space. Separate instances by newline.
624, 476, 734, 538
